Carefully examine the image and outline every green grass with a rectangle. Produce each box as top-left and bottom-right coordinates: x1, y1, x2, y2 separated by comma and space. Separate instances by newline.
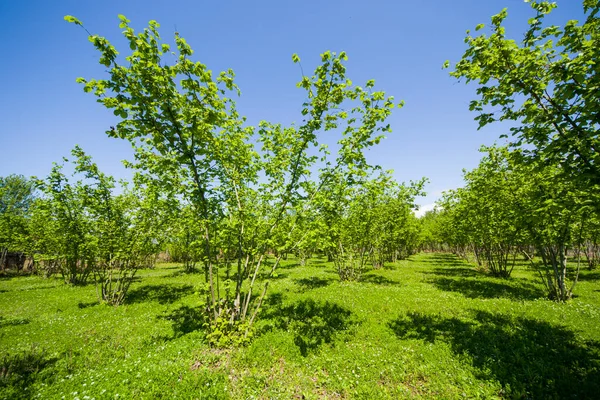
1, 253, 599, 399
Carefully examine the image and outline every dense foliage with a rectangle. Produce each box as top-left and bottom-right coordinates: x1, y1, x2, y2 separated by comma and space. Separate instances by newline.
60, 14, 423, 343
0, 175, 35, 270
28, 148, 168, 303
447, 0, 600, 192
1, 10, 598, 399
439, 0, 600, 301
434, 147, 590, 300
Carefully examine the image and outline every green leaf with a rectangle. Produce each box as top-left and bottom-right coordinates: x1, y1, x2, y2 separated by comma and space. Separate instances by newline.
118, 14, 130, 28
64, 15, 82, 26
292, 53, 300, 63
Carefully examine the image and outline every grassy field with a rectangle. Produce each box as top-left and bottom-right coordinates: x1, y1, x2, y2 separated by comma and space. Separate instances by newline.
1, 253, 599, 399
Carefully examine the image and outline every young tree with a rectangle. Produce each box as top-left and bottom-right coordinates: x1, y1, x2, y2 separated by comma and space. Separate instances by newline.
463, 147, 527, 277
72, 149, 168, 304
0, 175, 36, 271
517, 158, 586, 301
436, 188, 477, 262
446, 0, 599, 300
320, 173, 424, 280
31, 157, 95, 284
30, 148, 168, 300
447, 0, 600, 193
377, 180, 426, 262
438, 148, 586, 300
67, 15, 401, 343
580, 214, 600, 270
417, 209, 446, 253
330, 175, 391, 281
0, 175, 35, 215
167, 202, 204, 272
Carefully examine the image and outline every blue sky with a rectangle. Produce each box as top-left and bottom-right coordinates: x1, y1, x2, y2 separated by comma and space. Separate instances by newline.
0, 0, 585, 211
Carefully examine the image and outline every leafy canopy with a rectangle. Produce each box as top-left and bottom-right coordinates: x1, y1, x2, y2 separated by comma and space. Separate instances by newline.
446, 0, 600, 188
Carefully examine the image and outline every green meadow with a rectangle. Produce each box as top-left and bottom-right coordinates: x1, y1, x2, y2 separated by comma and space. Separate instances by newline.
1, 253, 599, 399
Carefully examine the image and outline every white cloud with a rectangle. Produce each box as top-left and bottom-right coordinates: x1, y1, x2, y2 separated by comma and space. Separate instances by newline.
414, 203, 436, 218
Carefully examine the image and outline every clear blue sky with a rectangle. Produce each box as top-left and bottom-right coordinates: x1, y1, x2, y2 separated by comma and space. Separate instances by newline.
0, 0, 585, 210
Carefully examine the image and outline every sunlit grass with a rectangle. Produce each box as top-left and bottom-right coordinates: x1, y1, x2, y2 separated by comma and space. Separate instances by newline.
1, 254, 599, 399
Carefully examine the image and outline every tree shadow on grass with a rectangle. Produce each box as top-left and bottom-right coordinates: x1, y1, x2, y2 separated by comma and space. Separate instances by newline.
381, 263, 398, 271
422, 267, 479, 278
360, 274, 398, 286
258, 271, 289, 280
227, 270, 289, 284
159, 305, 205, 338
72, 276, 142, 289
428, 276, 545, 300
0, 271, 30, 280
263, 299, 355, 356
389, 310, 600, 399
161, 269, 200, 278
126, 283, 194, 305
294, 276, 334, 292
16, 284, 60, 292
0, 346, 57, 400
0, 316, 29, 329
77, 301, 98, 309
578, 271, 600, 281
417, 253, 469, 267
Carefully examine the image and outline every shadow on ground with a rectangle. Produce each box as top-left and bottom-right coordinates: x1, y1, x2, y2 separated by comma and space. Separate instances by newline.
381, 262, 399, 270
0, 346, 57, 400
578, 271, 600, 281
428, 276, 545, 300
160, 305, 205, 338
260, 292, 286, 315
226, 270, 290, 283
0, 272, 29, 280
71, 276, 142, 288
159, 267, 203, 278
389, 310, 600, 399
263, 298, 355, 356
422, 267, 479, 278
294, 276, 334, 292
0, 316, 30, 329
416, 253, 469, 267
258, 271, 289, 280
360, 274, 399, 286
126, 283, 194, 304
77, 301, 98, 309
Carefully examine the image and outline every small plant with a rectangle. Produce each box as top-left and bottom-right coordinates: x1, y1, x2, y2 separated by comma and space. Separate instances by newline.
204, 314, 252, 348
